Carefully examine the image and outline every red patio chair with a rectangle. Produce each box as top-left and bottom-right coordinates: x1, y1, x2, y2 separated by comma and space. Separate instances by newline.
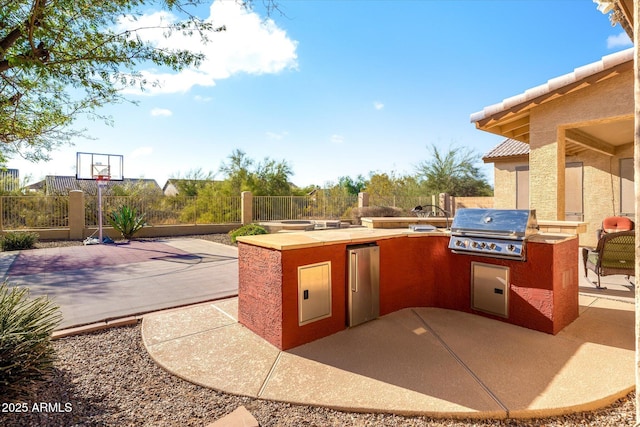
598, 216, 634, 240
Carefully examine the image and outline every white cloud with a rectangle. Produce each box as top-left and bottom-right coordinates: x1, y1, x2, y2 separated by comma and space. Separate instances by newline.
150, 108, 173, 117
607, 32, 632, 49
266, 131, 288, 140
118, 0, 298, 95
374, 101, 384, 110
330, 134, 344, 144
194, 95, 213, 102
130, 146, 153, 159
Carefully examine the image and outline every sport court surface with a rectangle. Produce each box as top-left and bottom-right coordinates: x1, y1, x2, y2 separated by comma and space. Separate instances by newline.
0, 239, 238, 329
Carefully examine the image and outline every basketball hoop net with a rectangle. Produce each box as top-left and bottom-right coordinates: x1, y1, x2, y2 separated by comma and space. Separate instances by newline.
95, 175, 111, 186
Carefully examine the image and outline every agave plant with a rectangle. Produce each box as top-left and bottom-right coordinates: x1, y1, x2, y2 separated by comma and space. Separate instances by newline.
0, 282, 62, 401
108, 205, 146, 240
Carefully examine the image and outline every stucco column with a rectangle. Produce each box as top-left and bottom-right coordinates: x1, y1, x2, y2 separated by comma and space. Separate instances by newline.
529, 127, 564, 221
68, 190, 85, 240
241, 191, 253, 225
358, 192, 369, 208
556, 129, 567, 220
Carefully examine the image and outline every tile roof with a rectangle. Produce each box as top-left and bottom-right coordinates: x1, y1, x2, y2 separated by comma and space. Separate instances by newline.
482, 138, 529, 162
470, 48, 633, 125
27, 176, 161, 195
162, 178, 221, 191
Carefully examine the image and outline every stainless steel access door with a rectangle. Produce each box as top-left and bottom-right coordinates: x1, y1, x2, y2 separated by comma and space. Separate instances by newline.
471, 262, 509, 318
347, 244, 380, 327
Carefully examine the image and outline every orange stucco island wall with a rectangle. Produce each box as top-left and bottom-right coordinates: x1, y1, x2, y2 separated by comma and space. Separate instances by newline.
237, 229, 579, 351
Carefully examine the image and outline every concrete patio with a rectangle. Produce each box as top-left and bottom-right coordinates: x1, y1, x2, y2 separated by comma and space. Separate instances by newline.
142, 278, 634, 419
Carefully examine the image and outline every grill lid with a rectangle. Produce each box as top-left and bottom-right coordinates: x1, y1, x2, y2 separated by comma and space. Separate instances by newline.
450, 209, 538, 239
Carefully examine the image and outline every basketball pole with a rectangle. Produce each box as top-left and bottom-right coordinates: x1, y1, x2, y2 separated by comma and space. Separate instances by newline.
98, 179, 104, 244
77, 152, 123, 244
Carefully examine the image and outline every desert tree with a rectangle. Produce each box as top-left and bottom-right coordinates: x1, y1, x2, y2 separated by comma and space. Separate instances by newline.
169, 168, 217, 197
0, 0, 225, 164
415, 144, 493, 197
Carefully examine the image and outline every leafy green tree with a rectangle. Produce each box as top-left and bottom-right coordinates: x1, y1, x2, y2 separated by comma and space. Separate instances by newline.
251, 158, 293, 196
169, 168, 217, 197
364, 172, 399, 203
0, 0, 223, 165
109, 179, 163, 198
336, 175, 367, 196
218, 149, 293, 196
218, 149, 254, 195
415, 144, 493, 197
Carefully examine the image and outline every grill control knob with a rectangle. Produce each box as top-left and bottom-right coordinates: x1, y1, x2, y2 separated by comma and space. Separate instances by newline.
471, 241, 479, 248
480, 242, 486, 249
488, 243, 496, 250
455, 240, 465, 247
507, 244, 515, 252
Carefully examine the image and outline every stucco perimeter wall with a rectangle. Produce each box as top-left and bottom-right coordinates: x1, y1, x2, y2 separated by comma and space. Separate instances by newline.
492, 160, 528, 209
528, 70, 633, 229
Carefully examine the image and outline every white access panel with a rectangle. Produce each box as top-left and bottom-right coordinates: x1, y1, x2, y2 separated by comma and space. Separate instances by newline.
471, 262, 509, 318
298, 261, 332, 326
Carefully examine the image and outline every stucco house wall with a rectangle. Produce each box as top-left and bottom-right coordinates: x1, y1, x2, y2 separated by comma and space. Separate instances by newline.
529, 70, 632, 247
528, 68, 633, 218
491, 160, 527, 209
483, 64, 634, 248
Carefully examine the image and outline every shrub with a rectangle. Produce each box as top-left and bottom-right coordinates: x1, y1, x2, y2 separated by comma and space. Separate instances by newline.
0, 282, 61, 401
108, 205, 146, 240
229, 224, 268, 243
349, 206, 404, 225
0, 231, 39, 251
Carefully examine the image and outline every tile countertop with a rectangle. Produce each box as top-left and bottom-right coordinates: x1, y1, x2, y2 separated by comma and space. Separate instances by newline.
235, 227, 576, 251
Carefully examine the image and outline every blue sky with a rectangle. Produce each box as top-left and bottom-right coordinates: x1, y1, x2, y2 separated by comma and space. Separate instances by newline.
10, 0, 633, 189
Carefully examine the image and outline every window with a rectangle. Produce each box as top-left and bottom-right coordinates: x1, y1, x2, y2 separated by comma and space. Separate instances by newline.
565, 162, 583, 221
515, 166, 529, 209
515, 162, 583, 220
620, 158, 634, 216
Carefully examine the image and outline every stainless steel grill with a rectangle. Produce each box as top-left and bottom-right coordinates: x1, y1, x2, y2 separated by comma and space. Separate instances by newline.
448, 209, 538, 261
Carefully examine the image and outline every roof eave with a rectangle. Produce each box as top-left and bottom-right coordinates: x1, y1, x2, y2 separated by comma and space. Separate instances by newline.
470, 49, 633, 140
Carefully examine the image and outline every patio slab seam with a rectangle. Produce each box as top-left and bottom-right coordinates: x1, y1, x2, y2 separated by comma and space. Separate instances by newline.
212, 303, 239, 322
143, 323, 237, 348
580, 293, 634, 306
410, 309, 510, 415
258, 351, 284, 398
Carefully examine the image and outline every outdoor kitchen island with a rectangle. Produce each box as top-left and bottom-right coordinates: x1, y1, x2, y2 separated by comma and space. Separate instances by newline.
237, 226, 579, 351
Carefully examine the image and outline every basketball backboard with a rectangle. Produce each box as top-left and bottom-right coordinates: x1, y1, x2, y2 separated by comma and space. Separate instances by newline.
76, 152, 123, 181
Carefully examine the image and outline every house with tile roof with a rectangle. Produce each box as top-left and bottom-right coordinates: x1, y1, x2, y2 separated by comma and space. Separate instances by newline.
162, 178, 221, 196
26, 175, 161, 196
473, 48, 634, 247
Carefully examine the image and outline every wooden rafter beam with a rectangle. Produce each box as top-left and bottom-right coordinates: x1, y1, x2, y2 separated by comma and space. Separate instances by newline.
565, 128, 616, 156
499, 117, 529, 134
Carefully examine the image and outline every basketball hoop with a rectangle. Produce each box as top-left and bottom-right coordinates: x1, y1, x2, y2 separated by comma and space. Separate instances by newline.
76, 152, 123, 245
95, 175, 111, 186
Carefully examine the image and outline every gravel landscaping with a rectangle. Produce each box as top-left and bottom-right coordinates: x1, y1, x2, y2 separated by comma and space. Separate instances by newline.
1, 324, 635, 427
3, 234, 637, 426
